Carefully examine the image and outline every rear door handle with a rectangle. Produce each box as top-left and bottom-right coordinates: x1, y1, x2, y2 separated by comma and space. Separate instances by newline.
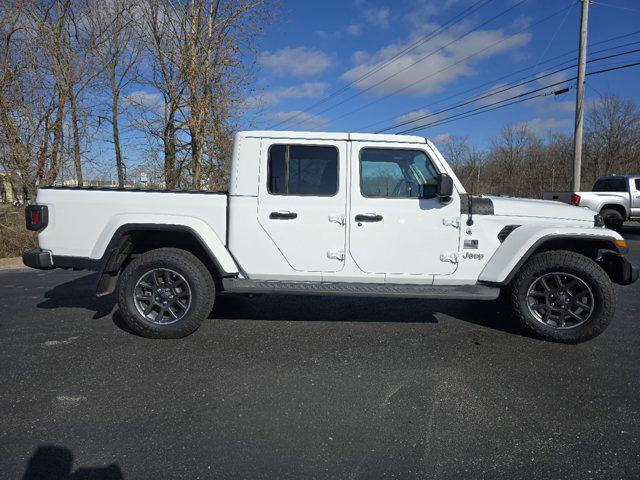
270, 211, 298, 220
355, 213, 383, 222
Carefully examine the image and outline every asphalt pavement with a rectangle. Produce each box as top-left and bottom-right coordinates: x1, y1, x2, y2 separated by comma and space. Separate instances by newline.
1, 226, 640, 479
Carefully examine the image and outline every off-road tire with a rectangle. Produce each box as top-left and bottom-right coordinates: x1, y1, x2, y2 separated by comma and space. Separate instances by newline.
601, 208, 624, 232
117, 248, 215, 338
509, 250, 615, 344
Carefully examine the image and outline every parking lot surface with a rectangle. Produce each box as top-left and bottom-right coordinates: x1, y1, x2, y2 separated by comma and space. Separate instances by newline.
1, 226, 640, 479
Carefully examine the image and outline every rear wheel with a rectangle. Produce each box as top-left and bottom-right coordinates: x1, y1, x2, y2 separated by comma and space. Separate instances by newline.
117, 248, 215, 338
601, 208, 624, 232
509, 251, 615, 343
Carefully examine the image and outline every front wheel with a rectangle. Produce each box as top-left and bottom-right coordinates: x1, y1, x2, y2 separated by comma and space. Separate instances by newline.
601, 208, 624, 232
117, 248, 215, 338
509, 251, 616, 343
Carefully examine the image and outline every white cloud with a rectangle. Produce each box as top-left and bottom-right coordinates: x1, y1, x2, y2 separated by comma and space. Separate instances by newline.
432, 133, 452, 144
475, 83, 530, 107
515, 118, 571, 135
410, 0, 462, 17
394, 108, 431, 125
124, 90, 161, 109
536, 69, 570, 88
259, 47, 333, 78
314, 30, 342, 40
530, 98, 574, 116
362, 5, 390, 29
475, 67, 572, 110
549, 100, 575, 113
340, 23, 531, 96
346, 24, 362, 36
269, 111, 328, 130
250, 82, 329, 108
445, 29, 531, 61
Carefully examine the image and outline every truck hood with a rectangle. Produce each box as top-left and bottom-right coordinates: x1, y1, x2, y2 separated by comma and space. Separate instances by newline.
487, 196, 595, 223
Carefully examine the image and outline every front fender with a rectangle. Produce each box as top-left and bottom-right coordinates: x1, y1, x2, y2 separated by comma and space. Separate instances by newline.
94, 214, 239, 275
478, 224, 623, 285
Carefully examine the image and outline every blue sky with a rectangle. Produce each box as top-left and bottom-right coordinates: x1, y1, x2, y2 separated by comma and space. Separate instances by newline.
244, 0, 640, 148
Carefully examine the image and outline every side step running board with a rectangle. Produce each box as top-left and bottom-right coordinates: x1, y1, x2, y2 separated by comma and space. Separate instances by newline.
222, 279, 500, 300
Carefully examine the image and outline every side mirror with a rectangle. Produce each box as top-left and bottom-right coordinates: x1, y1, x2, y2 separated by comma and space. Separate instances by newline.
436, 173, 454, 197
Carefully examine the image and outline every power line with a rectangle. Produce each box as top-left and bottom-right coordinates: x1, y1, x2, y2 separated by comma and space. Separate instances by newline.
376, 47, 640, 133
266, 0, 495, 129
401, 60, 640, 133
408, 90, 565, 132
314, 2, 571, 126
399, 84, 575, 134
531, 0, 576, 71
594, 1, 640, 14
357, 29, 640, 132
270, 0, 530, 129
395, 60, 640, 134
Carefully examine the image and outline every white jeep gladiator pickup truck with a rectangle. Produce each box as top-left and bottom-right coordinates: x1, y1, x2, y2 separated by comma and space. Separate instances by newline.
542, 175, 640, 231
23, 131, 638, 343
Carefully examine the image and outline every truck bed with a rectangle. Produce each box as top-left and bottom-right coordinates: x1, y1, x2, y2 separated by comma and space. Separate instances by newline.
39, 185, 227, 195
36, 187, 228, 259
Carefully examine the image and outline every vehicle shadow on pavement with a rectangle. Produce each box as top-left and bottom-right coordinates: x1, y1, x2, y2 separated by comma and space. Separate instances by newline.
37, 273, 116, 320
209, 293, 528, 337
37, 273, 527, 339
21, 444, 123, 479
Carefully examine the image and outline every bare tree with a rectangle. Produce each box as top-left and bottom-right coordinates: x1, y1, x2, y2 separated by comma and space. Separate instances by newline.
439, 135, 470, 173
585, 94, 640, 186
89, 0, 142, 187
179, 0, 268, 189
0, 0, 56, 195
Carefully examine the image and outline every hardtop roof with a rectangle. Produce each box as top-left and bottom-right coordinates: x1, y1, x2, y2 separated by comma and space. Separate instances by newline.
238, 130, 427, 144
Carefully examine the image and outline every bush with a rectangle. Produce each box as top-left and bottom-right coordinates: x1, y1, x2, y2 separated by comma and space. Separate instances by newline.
0, 206, 36, 258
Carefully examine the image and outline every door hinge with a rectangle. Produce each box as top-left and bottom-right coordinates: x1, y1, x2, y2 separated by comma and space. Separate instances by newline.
440, 252, 459, 264
442, 217, 460, 228
328, 214, 346, 226
327, 249, 345, 261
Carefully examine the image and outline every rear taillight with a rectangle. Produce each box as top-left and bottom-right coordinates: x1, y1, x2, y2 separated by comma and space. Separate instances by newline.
571, 193, 581, 206
25, 205, 48, 231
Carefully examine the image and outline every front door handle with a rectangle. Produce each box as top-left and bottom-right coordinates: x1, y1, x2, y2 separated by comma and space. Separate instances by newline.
355, 213, 383, 222
270, 211, 298, 220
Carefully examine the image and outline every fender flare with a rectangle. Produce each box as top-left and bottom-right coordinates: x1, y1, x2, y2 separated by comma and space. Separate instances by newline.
478, 229, 623, 286
97, 222, 238, 274
597, 201, 629, 219
94, 222, 239, 296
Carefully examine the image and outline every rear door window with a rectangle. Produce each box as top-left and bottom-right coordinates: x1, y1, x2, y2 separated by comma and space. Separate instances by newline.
268, 145, 338, 196
592, 178, 627, 192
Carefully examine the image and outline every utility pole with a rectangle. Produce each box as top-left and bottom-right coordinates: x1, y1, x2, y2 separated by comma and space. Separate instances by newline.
572, 0, 590, 191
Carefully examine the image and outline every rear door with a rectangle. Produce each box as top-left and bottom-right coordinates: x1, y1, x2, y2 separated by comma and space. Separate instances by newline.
348, 141, 461, 278
257, 139, 347, 273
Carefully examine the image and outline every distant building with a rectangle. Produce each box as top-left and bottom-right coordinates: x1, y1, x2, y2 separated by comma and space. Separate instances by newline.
0, 172, 26, 204
1, 171, 160, 202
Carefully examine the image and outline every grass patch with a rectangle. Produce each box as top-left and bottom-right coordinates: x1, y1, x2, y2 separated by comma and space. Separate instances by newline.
0, 205, 36, 258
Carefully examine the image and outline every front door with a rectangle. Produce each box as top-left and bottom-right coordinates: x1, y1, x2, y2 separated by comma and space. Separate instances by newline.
257, 139, 347, 273
348, 142, 460, 277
